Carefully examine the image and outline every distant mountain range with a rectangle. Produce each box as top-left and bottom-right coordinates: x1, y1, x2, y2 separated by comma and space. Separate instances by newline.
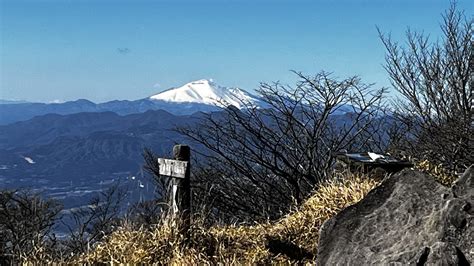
0, 78, 371, 228
0, 79, 263, 125
0, 109, 205, 220
0, 109, 201, 180
0, 79, 263, 220
0, 99, 31, 105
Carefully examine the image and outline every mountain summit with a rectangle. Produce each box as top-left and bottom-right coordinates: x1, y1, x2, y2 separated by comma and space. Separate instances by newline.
0, 79, 264, 125
149, 79, 262, 109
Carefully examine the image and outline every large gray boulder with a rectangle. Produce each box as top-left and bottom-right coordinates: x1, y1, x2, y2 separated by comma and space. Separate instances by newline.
316, 166, 473, 265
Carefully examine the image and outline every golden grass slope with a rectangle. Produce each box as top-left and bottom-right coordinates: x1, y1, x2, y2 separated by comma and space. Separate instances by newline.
80, 175, 380, 264
415, 160, 458, 186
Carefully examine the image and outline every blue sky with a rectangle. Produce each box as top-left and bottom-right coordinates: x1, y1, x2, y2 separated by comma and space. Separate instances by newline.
1, 0, 472, 103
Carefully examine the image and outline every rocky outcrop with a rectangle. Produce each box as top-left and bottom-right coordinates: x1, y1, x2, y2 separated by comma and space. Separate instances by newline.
316, 166, 473, 265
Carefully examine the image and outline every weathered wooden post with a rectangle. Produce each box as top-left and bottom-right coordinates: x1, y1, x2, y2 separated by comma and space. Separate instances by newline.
158, 144, 191, 236
172, 144, 191, 233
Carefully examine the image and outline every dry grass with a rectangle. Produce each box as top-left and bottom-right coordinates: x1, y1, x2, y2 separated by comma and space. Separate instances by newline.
22, 164, 457, 264
415, 160, 458, 186
78, 174, 380, 264
17, 163, 457, 264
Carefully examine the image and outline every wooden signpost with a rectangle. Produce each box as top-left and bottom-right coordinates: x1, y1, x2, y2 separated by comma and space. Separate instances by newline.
157, 158, 188, 179
158, 144, 191, 235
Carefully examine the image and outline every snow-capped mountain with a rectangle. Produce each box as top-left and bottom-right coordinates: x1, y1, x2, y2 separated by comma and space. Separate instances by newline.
149, 79, 262, 109
0, 79, 265, 125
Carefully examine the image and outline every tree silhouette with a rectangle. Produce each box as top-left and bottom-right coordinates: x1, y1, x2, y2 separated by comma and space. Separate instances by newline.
379, 2, 473, 173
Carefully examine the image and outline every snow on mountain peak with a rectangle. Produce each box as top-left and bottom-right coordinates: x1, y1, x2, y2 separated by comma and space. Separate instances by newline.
149, 79, 261, 109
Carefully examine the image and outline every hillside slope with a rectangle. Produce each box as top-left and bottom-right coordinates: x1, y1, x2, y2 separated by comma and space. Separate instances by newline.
76, 175, 379, 264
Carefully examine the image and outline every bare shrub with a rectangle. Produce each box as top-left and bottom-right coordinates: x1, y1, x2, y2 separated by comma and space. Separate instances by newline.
379, 2, 473, 173
62, 183, 126, 256
178, 71, 387, 222
0, 189, 62, 264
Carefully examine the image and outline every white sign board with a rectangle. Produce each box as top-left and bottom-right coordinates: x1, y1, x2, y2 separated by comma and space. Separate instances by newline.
158, 158, 188, 179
